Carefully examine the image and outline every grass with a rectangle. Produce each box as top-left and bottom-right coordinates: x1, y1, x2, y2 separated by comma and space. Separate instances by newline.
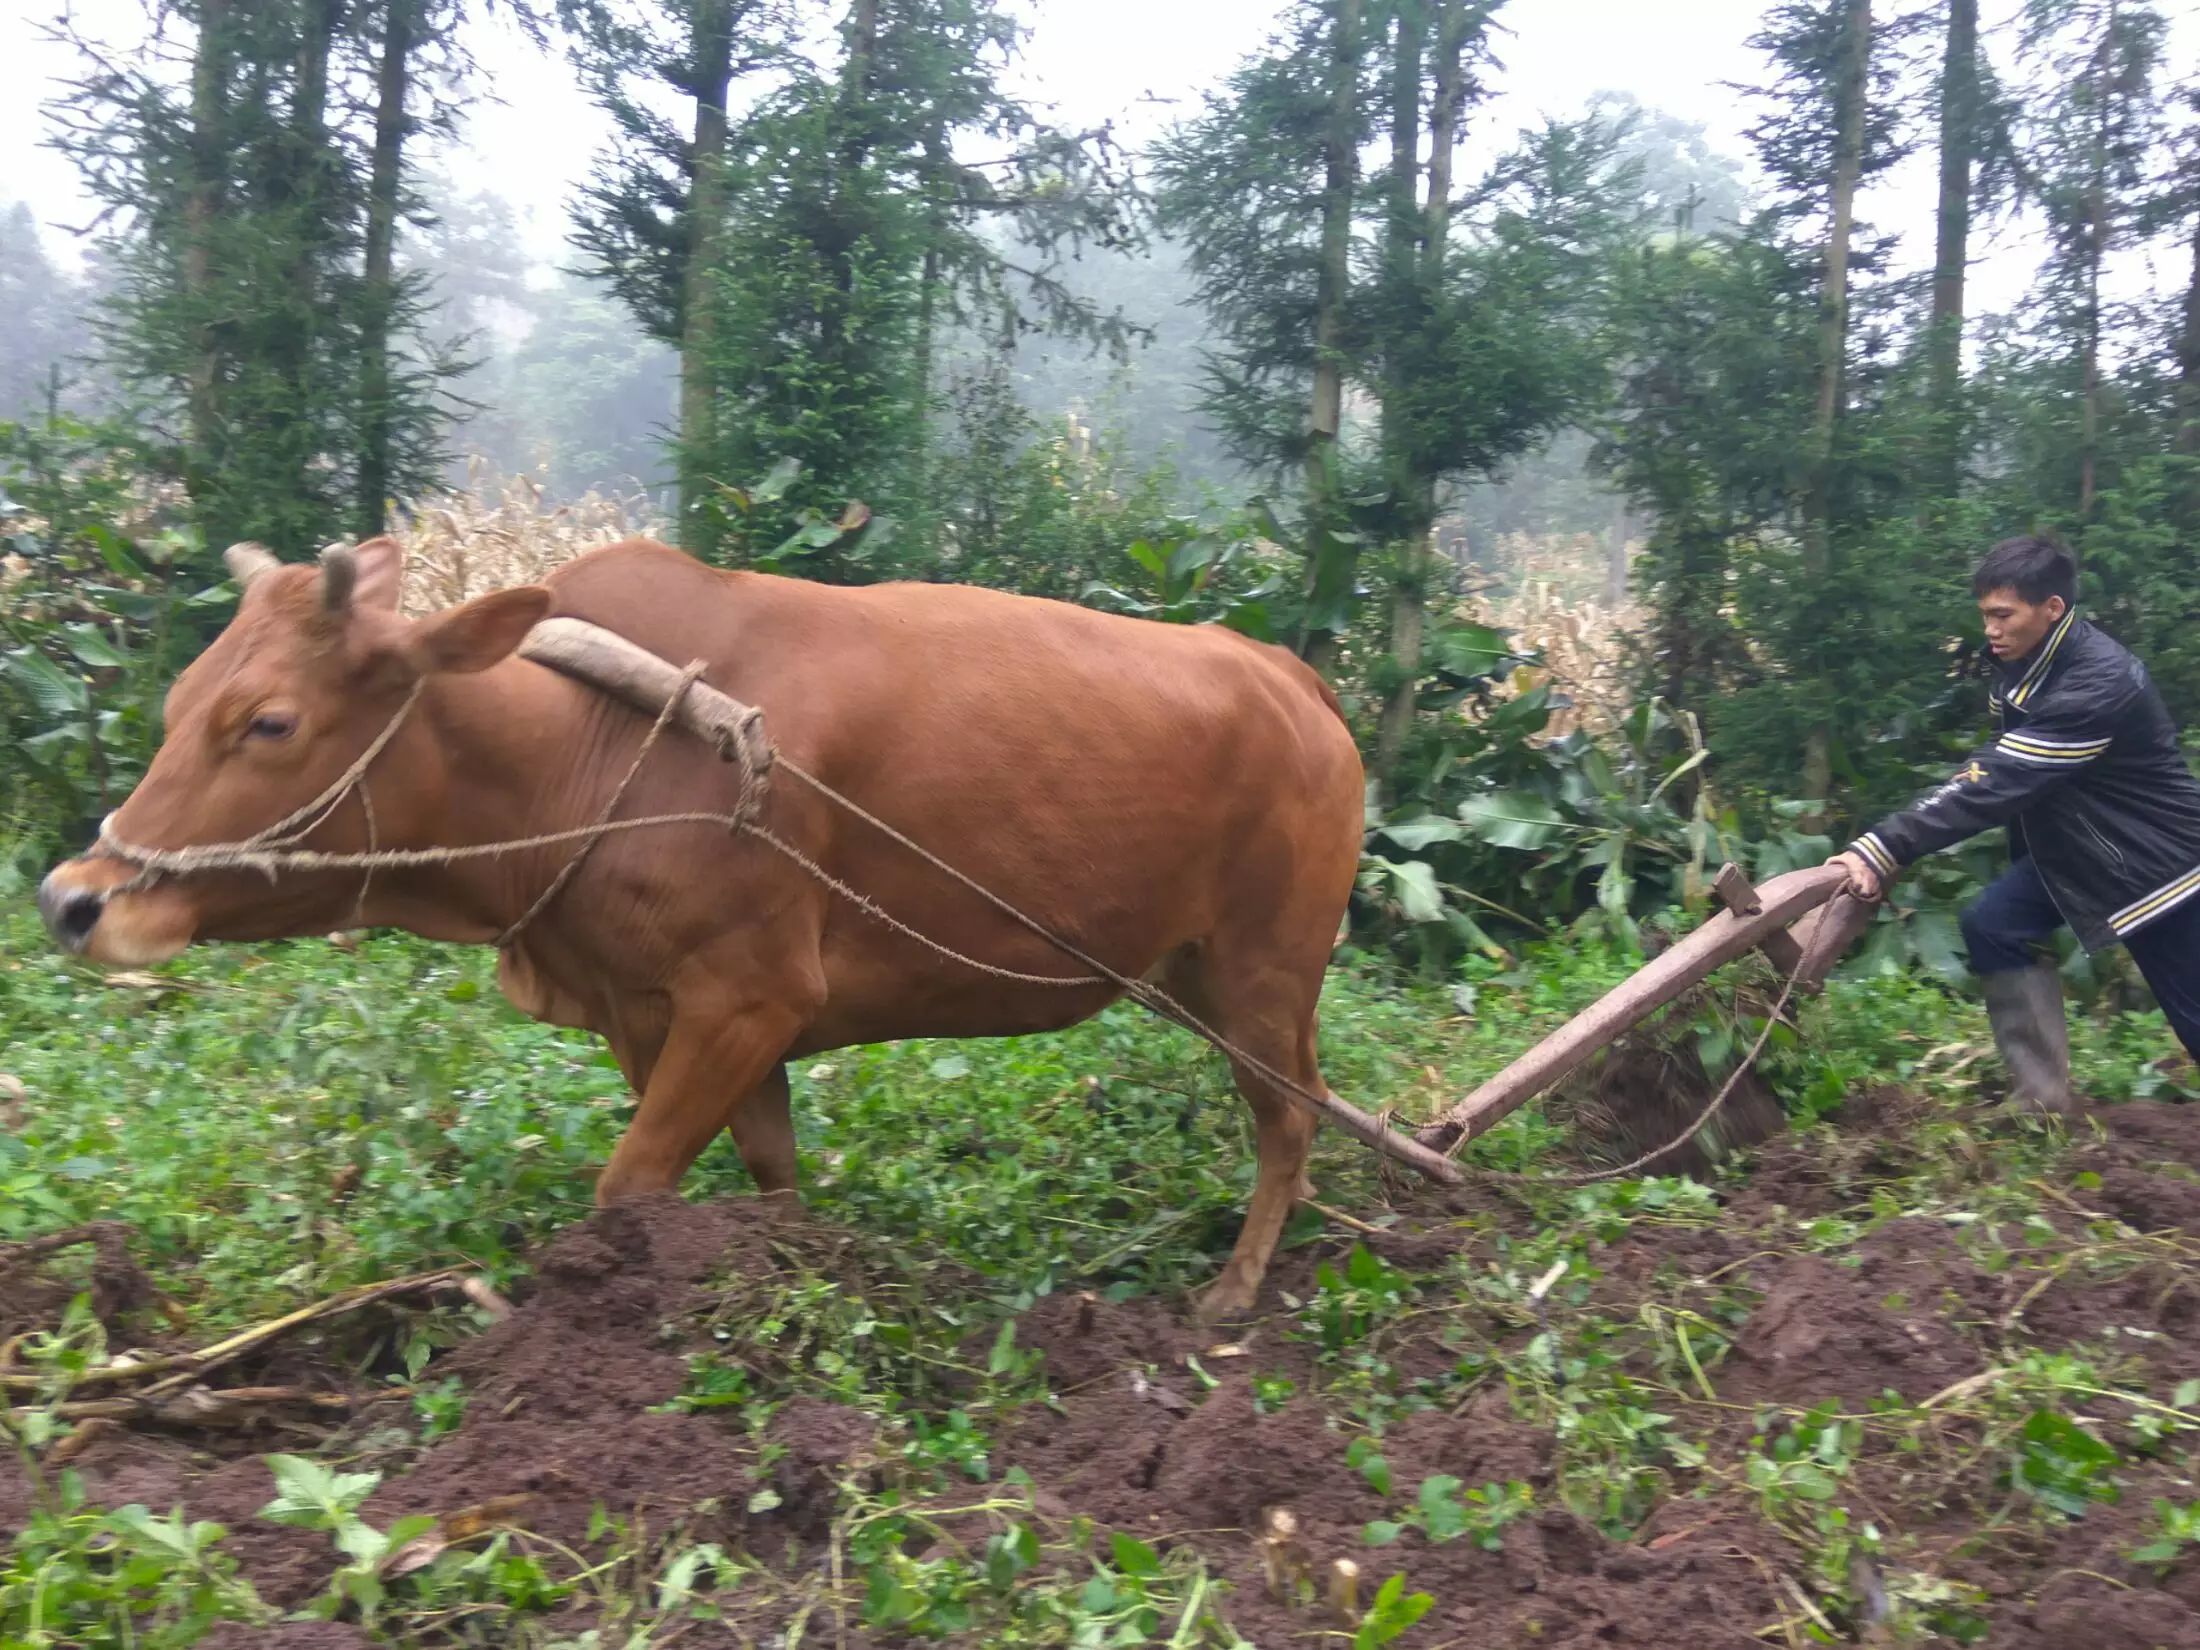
4, 899, 2199, 1646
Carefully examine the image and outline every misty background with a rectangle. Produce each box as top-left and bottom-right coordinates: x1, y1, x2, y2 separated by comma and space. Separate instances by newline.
7, 0, 2189, 554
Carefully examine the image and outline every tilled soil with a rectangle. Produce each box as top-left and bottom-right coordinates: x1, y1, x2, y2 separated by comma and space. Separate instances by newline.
9, 1103, 2200, 1646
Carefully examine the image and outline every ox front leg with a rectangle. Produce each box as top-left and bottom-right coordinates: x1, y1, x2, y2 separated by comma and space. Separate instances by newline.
596, 999, 806, 1205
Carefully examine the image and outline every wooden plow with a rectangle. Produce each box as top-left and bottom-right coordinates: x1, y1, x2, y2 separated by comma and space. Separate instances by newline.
1408, 861, 1877, 1160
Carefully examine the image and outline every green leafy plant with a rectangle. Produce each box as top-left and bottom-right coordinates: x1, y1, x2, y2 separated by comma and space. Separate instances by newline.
1745, 1404, 1862, 1521
0, 1472, 267, 1649
2129, 1498, 2200, 1568
2008, 1410, 2122, 1517
1081, 508, 1290, 639
408, 1376, 468, 1442
1305, 1245, 1414, 1357
0, 417, 229, 869
1364, 1475, 1533, 1550
1352, 1571, 1434, 1648
257, 1454, 438, 1626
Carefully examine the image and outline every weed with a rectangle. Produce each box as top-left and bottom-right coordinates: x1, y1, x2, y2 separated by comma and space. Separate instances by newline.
2007, 1409, 2123, 1517
2130, 1498, 2200, 1568
1303, 1244, 1414, 1358
1, 1473, 267, 1648
1351, 1571, 1434, 1648
1364, 1475, 1534, 1550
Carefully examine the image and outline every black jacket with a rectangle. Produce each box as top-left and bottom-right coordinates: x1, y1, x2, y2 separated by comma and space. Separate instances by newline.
1846, 610, 2200, 952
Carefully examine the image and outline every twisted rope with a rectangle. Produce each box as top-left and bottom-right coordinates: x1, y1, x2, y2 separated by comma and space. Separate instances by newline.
93, 662, 1114, 985
491, 660, 706, 948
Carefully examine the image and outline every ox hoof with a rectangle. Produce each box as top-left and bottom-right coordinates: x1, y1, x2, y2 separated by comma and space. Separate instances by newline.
1195, 1274, 1261, 1324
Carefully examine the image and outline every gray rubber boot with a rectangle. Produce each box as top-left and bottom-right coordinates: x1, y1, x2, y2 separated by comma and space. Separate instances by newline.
1980, 965, 2077, 1116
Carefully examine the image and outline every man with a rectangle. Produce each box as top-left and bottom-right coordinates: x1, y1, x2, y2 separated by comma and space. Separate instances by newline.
1828, 535, 2200, 1113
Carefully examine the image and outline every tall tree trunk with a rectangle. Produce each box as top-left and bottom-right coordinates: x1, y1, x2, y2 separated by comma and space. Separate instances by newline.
677, 0, 736, 554
1926, 0, 1978, 497
357, 0, 414, 538
275, 0, 337, 549
1299, 0, 1363, 670
183, 0, 233, 542
817, 0, 880, 350
2175, 183, 2200, 524
907, 122, 950, 525
2077, 16, 2113, 526
842, 0, 879, 145
1799, 0, 1872, 823
911, 129, 949, 429
1376, 0, 1471, 787
1607, 493, 1630, 607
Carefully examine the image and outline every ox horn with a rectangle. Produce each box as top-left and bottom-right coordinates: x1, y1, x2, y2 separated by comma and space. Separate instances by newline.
223, 542, 281, 588
318, 542, 358, 613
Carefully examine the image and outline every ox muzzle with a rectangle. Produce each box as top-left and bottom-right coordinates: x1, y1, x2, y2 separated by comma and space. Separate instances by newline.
35, 851, 194, 966
38, 865, 110, 955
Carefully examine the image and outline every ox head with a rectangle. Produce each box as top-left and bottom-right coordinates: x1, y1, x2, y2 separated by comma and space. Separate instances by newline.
38, 538, 551, 964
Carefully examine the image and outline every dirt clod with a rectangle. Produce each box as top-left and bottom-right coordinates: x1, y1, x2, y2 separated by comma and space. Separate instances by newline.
1731, 1251, 1982, 1404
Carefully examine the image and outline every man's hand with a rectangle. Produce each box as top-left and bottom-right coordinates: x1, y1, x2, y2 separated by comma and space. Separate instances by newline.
1826, 850, 1882, 901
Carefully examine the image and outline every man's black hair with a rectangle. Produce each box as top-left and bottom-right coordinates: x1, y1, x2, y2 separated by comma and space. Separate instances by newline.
1971, 535, 2077, 608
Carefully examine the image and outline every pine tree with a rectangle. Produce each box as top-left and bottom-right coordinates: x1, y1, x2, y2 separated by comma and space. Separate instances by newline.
562, 0, 791, 549
1154, 0, 1378, 656
0, 207, 109, 422
570, 0, 1137, 564
49, 0, 459, 556
1926, 0, 1981, 492
2020, 0, 2171, 524
2177, 91, 2200, 500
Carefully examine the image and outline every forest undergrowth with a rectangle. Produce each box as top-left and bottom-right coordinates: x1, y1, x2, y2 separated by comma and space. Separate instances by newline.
4, 909, 2200, 1648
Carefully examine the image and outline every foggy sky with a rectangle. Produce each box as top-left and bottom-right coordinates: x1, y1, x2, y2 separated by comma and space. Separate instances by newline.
4, 0, 2193, 318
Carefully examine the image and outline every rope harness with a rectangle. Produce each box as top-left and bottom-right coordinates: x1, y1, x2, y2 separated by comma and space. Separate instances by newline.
93, 651, 1469, 1182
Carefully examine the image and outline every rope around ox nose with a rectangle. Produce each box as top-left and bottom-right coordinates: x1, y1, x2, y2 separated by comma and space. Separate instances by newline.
91, 630, 1466, 1185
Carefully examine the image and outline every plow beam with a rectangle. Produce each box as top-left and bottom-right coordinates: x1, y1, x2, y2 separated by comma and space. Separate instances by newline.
1414, 863, 1865, 1157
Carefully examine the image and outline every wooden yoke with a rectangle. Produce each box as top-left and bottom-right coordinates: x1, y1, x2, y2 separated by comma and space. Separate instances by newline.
1414, 863, 1871, 1157
519, 617, 776, 789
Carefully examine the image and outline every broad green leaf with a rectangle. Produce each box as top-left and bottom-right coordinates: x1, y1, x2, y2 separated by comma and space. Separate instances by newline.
1110, 1531, 1162, 1578
1346, 1436, 1392, 1496
90, 524, 151, 580
1429, 621, 1515, 679
1375, 816, 1465, 852
1165, 535, 1219, 582
3, 648, 89, 718
1417, 1474, 1469, 1540
753, 456, 802, 502
1126, 539, 1168, 577
258, 1453, 382, 1528
1367, 857, 1447, 924
1218, 599, 1276, 643
1457, 791, 1564, 851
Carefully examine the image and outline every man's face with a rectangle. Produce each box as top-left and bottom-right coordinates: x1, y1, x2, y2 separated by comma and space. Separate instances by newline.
1978, 587, 2066, 662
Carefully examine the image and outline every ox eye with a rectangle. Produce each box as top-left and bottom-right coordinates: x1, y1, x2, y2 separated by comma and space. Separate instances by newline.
245, 711, 298, 742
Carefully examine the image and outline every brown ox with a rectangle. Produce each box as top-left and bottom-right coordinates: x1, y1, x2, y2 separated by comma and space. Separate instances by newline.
37, 537, 1364, 1314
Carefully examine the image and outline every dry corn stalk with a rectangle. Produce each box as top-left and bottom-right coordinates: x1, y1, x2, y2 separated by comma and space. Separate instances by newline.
1454, 531, 1646, 739
389, 458, 666, 617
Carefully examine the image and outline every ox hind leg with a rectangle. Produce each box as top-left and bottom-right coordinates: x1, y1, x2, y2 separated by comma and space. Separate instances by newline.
1163, 946, 1327, 1322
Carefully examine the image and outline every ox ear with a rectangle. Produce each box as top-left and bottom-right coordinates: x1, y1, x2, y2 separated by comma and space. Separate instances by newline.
405, 585, 553, 676
350, 537, 406, 613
